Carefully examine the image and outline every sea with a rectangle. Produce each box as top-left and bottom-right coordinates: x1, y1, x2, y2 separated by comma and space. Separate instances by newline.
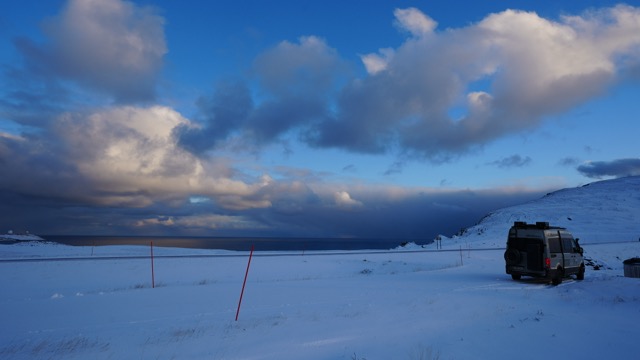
44, 235, 430, 251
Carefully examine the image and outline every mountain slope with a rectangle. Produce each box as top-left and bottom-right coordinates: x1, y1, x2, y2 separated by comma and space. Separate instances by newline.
453, 176, 640, 247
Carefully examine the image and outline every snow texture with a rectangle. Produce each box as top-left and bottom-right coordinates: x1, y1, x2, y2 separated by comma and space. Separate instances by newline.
1, 176, 639, 359
0, 233, 44, 242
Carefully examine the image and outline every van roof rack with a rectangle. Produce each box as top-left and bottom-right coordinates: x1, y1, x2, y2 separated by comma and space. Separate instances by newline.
512, 221, 564, 230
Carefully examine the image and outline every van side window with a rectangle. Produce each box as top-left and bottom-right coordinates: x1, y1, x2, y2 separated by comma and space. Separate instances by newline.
548, 237, 562, 253
562, 238, 574, 253
568, 238, 579, 253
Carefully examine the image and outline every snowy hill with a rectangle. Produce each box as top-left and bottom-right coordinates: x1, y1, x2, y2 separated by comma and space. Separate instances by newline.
451, 176, 640, 248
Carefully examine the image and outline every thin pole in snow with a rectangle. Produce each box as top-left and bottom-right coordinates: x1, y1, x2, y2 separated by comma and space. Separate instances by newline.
150, 241, 155, 288
236, 244, 255, 321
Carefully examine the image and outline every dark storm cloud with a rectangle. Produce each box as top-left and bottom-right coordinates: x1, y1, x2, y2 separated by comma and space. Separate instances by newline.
487, 155, 532, 169
0, 168, 548, 239
253, 36, 346, 98
175, 81, 254, 153
176, 36, 342, 153
0, 132, 83, 198
1, 105, 548, 239
249, 96, 328, 145
248, 186, 548, 239
577, 158, 640, 179
176, 82, 329, 154
105, 181, 549, 239
14, 0, 166, 103
0, 63, 70, 127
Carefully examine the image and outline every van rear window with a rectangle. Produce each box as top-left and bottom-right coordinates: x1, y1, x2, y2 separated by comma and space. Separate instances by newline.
507, 237, 542, 251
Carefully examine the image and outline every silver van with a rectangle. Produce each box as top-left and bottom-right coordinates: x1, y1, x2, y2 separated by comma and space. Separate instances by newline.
504, 222, 585, 285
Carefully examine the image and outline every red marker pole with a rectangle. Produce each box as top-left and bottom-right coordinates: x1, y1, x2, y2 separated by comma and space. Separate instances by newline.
150, 241, 155, 288
235, 244, 255, 321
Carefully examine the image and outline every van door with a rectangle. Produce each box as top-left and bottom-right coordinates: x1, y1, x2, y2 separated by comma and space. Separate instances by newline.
562, 238, 573, 268
526, 242, 543, 271
548, 237, 562, 268
557, 231, 578, 270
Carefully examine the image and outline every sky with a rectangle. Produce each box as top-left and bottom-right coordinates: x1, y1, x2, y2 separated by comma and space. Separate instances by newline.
0, 0, 639, 239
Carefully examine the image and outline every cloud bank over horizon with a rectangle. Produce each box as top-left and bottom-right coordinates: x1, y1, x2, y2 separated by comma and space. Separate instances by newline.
1, 0, 639, 237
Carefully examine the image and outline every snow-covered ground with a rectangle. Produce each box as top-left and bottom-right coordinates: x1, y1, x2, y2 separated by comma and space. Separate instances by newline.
1, 177, 639, 359
0, 232, 44, 242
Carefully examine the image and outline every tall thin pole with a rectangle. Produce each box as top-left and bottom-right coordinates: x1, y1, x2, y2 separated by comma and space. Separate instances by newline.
150, 241, 155, 288
236, 245, 255, 321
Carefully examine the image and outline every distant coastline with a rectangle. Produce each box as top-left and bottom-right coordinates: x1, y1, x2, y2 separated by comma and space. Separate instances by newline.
0, 231, 44, 242
43, 235, 430, 251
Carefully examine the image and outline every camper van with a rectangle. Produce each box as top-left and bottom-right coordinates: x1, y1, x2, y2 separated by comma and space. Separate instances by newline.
504, 222, 585, 285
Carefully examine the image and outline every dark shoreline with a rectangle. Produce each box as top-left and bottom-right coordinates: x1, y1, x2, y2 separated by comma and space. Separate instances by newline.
42, 235, 431, 251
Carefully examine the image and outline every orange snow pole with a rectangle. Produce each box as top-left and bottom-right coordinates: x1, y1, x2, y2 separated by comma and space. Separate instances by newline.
235, 244, 255, 321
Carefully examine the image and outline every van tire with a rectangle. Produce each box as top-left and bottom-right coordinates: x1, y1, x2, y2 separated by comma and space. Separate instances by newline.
577, 266, 585, 280
552, 269, 563, 285
511, 274, 521, 280
504, 249, 520, 265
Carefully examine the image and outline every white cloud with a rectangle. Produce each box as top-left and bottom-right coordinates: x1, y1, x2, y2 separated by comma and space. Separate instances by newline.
311, 5, 640, 158
183, 6, 640, 160
478, 9, 615, 94
254, 36, 344, 97
25, 0, 167, 102
334, 191, 363, 207
49, 105, 275, 209
467, 91, 492, 111
360, 48, 395, 75
57, 106, 193, 180
394, 7, 437, 37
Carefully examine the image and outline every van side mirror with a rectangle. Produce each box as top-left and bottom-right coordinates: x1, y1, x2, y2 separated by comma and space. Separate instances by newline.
574, 238, 583, 255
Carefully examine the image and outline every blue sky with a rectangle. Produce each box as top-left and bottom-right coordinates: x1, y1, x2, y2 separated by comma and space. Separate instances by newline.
1, 0, 639, 239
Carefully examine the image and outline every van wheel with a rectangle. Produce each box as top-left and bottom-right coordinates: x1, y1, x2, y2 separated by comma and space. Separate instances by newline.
552, 270, 563, 285
577, 266, 585, 280
504, 249, 520, 265
511, 274, 521, 280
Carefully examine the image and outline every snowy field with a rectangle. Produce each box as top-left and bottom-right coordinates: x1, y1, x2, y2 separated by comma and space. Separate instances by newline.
1, 177, 639, 359
1, 240, 639, 360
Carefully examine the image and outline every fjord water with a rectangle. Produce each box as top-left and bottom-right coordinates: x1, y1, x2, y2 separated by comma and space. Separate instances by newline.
44, 235, 424, 251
